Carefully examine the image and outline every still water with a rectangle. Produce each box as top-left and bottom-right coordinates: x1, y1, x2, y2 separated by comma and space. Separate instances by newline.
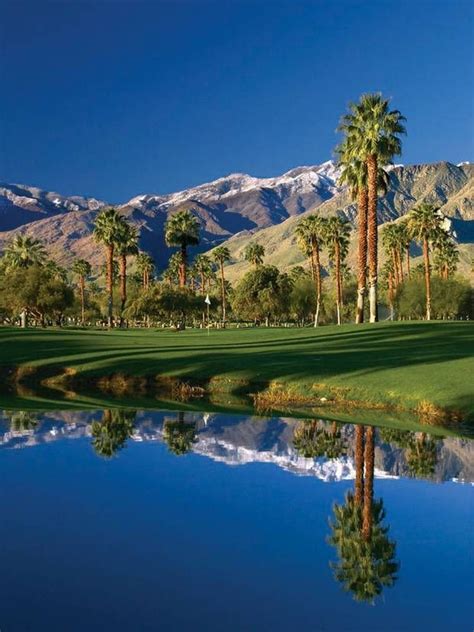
0, 410, 472, 631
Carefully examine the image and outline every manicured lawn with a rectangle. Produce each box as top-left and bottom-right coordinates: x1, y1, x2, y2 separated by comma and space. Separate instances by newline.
1, 322, 473, 418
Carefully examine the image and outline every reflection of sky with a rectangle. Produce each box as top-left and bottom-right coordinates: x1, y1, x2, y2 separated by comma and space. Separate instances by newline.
0, 417, 472, 631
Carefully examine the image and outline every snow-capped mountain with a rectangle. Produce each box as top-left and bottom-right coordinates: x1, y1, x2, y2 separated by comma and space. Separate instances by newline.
0, 162, 342, 267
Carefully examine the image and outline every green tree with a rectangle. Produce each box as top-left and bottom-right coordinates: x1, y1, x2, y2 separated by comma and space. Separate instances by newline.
72, 259, 92, 325
93, 207, 127, 327
338, 93, 406, 322
433, 232, 459, 280
243, 243, 265, 267
323, 216, 351, 325
212, 246, 231, 325
164, 210, 200, 287
295, 215, 325, 326
407, 204, 445, 320
232, 265, 291, 325
5, 410, 39, 432
406, 432, 438, 479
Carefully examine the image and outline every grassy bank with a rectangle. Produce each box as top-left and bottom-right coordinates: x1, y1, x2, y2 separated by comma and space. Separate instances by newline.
1, 322, 473, 420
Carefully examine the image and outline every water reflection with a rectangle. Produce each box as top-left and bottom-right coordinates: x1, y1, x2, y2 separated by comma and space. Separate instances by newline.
0, 408, 472, 625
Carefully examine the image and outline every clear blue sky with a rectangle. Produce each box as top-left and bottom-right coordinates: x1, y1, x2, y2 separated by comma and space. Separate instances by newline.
1, 0, 473, 202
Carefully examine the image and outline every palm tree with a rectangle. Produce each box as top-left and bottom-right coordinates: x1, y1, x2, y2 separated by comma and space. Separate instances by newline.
433, 232, 459, 279
72, 259, 92, 325
193, 254, 213, 295
382, 224, 402, 287
323, 216, 351, 325
44, 260, 68, 282
295, 215, 325, 326
93, 207, 126, 327
5, 410, 39, 432
115, 221, 139, 324
244, 243, 265, 267
91, 409, 136, 458
212, 246, 231, 325
135, 252, 155, 290
338, 93, 406, 322
3, 235, 47, 269
407, 203, 444, 320
164, 210, 200, 287
380, 260, 396, 320
337, 156, 368, 323
362, 425, 375, 541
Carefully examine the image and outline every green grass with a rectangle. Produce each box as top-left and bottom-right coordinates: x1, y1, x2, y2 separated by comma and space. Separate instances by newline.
1, 322, 473, 422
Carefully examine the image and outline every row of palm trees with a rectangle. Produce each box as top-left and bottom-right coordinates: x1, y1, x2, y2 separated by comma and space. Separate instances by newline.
295, 215, 351, 326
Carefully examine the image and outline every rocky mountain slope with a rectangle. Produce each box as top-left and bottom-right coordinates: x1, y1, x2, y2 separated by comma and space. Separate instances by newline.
215, 161, 474, 281
0, 162, 341, 268
1, 410, 473, 484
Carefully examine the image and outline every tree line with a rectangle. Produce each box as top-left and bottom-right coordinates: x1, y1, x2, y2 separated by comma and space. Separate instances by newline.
0, 93, 471, 328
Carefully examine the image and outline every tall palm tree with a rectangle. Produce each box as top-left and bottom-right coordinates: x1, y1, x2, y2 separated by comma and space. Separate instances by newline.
362, 425, 375, 541
323, 216, 351, 325
115, 221, 139, 324
295, 215, 325, 326
3, 235, 47, 269
244, 243, 265, 267
337, 156, 368, 323
164, 210, 200, 287
380, 260, 396, 320
72, 258, 92, 325
338, 93, 406, 322
382, 223, 403, 286
93, 207, 126, 327
212, 246, 231, 325
406, 432, 438, 479
135, 252, 155, 290
407, 203, 444, 320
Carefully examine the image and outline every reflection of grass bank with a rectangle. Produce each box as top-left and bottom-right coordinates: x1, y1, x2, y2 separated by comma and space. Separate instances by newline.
1, 321, 473, 423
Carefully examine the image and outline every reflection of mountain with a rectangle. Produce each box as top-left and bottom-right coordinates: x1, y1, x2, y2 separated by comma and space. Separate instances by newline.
1, 411, 473, 483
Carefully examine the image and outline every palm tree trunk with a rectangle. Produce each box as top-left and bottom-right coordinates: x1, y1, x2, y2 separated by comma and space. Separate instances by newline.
406, 245, 411, 277
220, 261, 226, 326
335, 241, 342, 325
388, 271, 395, 320
119, 254, 127, 327
314, 244, 322, 327
354, 425, 365, 506
392, 249, 399, 286
179, 244, 187, 287
397, 250, 404, 283
362, 425, 375, 541
423, 237, 431, 321
107, 244, 114, 328
80, 276, 85, 325
356, 187, 368, 324
367, 154, 378, 323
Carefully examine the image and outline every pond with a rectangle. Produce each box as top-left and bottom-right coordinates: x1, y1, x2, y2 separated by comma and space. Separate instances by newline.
0, 409, 472, 631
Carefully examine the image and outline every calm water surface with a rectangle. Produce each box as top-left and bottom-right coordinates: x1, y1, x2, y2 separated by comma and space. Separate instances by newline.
0, 410, 472, 631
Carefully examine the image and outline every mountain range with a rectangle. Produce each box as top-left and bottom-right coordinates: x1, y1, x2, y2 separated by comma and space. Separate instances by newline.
0, 160, 472, 277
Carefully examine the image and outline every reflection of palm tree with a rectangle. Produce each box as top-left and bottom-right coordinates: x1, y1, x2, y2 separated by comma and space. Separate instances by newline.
378, 427, 413, 449
5, 410, 38, 431
329, 494, 399, 603
91, 409, 136, 458
163, 412, 197, 456
328, 423, 398, 603
293, 420, 347, 460
406, 432, 438, 479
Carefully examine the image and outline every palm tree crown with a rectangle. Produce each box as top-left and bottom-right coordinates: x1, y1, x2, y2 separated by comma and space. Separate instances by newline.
244, 243, 265, 266
164, 209, 200, 287
3, 235, 47, 269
